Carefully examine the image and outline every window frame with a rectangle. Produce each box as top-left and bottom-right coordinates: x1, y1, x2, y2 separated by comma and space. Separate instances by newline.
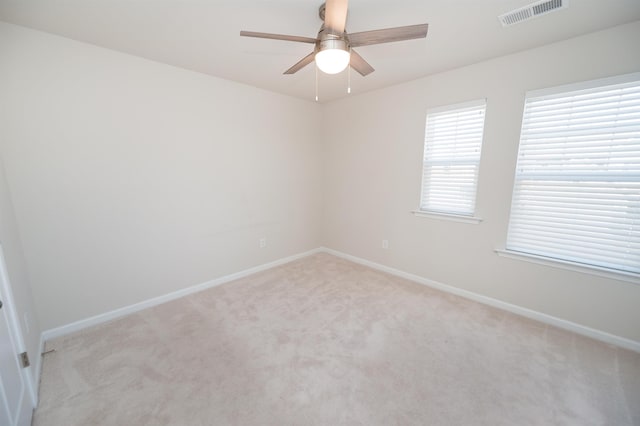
503, 72, 640, 282
416, 99, 487, 222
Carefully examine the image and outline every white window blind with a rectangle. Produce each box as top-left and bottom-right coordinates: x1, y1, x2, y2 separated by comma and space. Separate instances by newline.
507, 73, 640, 276
420, 99, 486, 216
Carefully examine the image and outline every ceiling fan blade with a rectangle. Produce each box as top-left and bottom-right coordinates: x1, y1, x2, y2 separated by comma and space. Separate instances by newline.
240, 31, 317, 44
349, 49, 374, 76
348, 23, 428, 47
284, 51, 317, 74
324, 0, 349, 34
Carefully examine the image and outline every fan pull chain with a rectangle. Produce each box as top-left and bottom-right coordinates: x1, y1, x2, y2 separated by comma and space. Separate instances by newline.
348, 63, 351, 94
315, 65, 319, 102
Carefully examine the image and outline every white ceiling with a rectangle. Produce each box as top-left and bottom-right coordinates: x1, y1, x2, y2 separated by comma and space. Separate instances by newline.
1, 0, 639, 102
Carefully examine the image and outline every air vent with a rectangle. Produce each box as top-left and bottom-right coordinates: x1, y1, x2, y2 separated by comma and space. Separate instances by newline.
499, 0, 568, 27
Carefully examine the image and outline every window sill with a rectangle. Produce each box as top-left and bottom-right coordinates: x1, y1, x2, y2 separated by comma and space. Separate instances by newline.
495, 249, 640, 285
411, 210, 482, 224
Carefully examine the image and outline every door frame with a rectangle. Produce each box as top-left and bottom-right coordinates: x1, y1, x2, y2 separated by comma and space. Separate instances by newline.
0, 243, 37, 408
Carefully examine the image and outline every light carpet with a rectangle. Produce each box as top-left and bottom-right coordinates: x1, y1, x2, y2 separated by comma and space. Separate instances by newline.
34, 253, 640, 425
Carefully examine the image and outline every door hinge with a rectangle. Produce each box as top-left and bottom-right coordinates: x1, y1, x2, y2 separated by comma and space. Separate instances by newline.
19, 352, 30, 368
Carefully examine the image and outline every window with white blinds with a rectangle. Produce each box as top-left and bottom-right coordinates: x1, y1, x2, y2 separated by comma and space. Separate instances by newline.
506, 73, 640, 276
419, 99, 486, 216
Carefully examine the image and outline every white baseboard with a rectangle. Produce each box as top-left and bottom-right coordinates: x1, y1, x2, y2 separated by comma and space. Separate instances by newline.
41, 248, 321, 343
319, 247, 640, 353
38, 245, 639, 373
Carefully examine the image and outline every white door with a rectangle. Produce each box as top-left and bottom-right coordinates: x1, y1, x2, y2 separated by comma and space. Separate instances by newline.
0, 243, 33, 426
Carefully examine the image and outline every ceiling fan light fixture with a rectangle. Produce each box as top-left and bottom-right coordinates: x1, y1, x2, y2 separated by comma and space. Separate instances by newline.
240, 0, 429, 79
315, 37, 350, 74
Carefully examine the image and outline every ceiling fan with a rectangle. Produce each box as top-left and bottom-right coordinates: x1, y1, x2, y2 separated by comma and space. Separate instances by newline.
240, 0, 429, 76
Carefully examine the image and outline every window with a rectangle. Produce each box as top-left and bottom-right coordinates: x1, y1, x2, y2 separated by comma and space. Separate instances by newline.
506, 73, 640, 276
419, 99, 486, 217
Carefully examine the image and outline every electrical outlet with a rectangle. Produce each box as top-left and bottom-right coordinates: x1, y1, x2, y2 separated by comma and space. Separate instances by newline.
259, 237, 267, 248
382, 239, 389, 249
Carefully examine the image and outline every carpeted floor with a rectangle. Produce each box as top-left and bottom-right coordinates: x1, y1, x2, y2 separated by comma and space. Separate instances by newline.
34, 253, 640, 425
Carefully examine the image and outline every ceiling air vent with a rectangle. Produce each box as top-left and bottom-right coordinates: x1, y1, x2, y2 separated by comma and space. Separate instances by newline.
499, 0, 568, 27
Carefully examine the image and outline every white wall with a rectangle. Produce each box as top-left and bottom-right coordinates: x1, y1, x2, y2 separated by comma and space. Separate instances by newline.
322, 21, 640, 342
0, 22, 322, 330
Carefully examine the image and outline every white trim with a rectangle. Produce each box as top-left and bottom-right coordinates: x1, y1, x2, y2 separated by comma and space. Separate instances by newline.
0, 243, 38, 409
38, 245, 640, 358
506, 72, 640, 278
23, 368, 35, 412
17, 385, 32, 426
526, 71, 640, 99
319, 247, 640, 353
411, 210, 482, 224
495, 249, 640, 285
426, 98, 487, 115
32, 334, 45, 407
41, 248, 321, 342
420, 99, 486, 218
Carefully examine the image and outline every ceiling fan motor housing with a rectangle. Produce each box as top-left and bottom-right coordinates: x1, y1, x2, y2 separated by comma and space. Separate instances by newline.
318, 33, 349, 53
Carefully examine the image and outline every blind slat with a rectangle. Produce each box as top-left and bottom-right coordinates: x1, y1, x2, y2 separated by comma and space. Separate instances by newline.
507, 75, 640, 275
420, 100, 486, 216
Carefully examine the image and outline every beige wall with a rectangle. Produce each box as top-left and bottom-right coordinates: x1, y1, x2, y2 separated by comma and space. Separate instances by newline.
0, 22, 322, 330
321, 21, 640, 342
1, 20, 639, 345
